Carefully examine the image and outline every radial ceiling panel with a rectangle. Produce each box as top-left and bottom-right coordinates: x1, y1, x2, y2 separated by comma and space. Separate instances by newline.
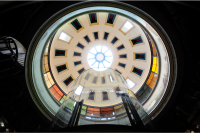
48, 12, 151, 94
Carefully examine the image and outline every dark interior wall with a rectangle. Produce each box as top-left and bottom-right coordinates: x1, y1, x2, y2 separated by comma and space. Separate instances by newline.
0, 1, 200, 132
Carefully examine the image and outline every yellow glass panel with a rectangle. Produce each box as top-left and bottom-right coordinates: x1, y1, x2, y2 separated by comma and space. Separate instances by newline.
114, 104, 122, 110
153, 57, 157, 65
44, 47, 48, 55
43, 65, 45, 73
46, 72, 51, 79
44, 73, 48, 82
44, 64, 49, 73
152, 65, 156, 72
155, 65, 158, 73
47, 72, 55, 85
46, 81, 52, 88
49, 78, 55, 86
127, 90, 134, 97
156, 57, 158, 65
43, 56, 48, 65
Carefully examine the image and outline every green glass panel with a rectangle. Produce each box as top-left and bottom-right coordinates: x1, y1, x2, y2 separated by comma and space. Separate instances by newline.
81, 106, 87, 115
59, 95, 66, 104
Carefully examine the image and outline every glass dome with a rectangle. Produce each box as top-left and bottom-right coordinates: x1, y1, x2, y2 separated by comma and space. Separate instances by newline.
87, 46, 113, 71
49, 68, 152, 130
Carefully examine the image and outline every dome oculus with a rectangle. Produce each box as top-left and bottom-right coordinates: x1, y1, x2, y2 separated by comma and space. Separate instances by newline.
87, 46, 113, 71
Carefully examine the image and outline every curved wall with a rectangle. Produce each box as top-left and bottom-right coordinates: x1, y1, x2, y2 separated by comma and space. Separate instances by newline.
25, 1, 178, 123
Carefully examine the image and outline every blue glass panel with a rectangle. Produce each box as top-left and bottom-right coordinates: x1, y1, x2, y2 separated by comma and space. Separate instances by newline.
78, 68, 85, 74
74, 61, 82, 66
77, 43, 85, 49
117, 45, 125, 50
74, 52, 81, 56
118, 62, 126, 68
119, 54, 127, 58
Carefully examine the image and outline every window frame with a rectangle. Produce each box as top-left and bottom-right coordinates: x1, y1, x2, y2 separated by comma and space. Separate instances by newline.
105, 13, 117, 27
56, 63, 69, 74
63, 74, 75, 86
125, 77, 136, 89
58, 31, 73, 44
73, 52, 82, 57
55, 48, 68, 57
116, 44, 125, 51
70, 18, 84, 33
102, 91, 109, 101
103, 32, 109, 40
88, 13, 99, 26
88, 90, 95, 100
129, 34, 144, 47
84, 35, 91, 43
114, 87, 122, 97
130, 65, 144, 77
76, 42, 85, 49
119, 20, 135, 35
78, 67, 85, 74
133, 52, 147, 62
111, 36, 119, 45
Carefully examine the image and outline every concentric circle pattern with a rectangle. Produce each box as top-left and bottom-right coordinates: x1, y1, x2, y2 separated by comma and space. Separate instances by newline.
35, 8, 172, 117
87, 46, 113, 71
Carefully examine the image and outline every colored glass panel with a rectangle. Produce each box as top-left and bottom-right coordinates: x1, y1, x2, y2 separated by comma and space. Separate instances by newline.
56, 64, 67, 73
104, 32, 109, 40
136, 53, 145, 60
84, 35, 91, 43
132, 67, 143, 76
111, 37, 118, 44
117, 45, 125, 50
77, 43, 85, 49
74, 52, 81, 56
71, 19, 82, 30
88, 91, 95, 100
118, 62, 126, 68
55, 50, 65, 56
107, 13, 116, 24
119, 54, 127, 58
60, 95, 67, 103
78, 68, 85, 74
103, 91, 108, 100
131, 36, 143, 45
94, 32, 98, 39
63, 76, 73, 86
81, 106, 87, 115
89, 13, 97, 23
101, 77, 105, 84
115, 87, 121, 97
74, 61, 82, 66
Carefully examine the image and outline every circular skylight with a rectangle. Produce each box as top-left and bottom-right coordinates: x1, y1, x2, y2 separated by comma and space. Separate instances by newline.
87, 46, 113, 71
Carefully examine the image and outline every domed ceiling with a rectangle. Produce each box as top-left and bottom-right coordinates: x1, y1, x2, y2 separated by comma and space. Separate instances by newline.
47, 12, 153, 98
28, 2, 172, 119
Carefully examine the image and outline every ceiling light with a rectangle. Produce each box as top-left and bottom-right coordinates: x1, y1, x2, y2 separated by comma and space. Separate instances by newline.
1, 122, 4, 127
109, 74, 113, 82
75, 85, 83, 95
121, 21, 133, 33
59, 32, 71, 42
126, 79, 136, 88
87, 46, 113, 71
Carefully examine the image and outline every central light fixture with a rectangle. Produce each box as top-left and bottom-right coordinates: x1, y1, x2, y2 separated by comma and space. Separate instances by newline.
96, 53, 104, 61
87, 46, 113, 71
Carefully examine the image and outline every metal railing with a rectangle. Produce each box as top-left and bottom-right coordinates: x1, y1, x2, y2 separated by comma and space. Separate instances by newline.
0, 37, 25, 79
